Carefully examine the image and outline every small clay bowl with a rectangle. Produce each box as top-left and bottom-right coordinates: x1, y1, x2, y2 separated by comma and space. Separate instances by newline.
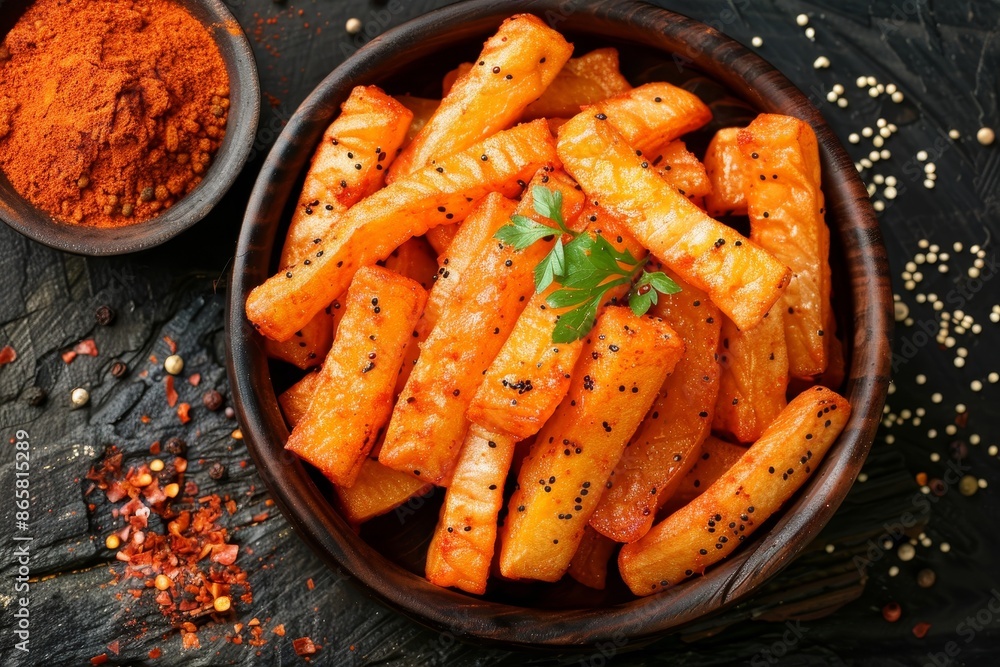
0, 0, 260, 256
226, 0, 892, 650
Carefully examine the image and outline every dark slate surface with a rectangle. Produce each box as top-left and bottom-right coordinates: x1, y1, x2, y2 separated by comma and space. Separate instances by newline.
1, 0, 999, 664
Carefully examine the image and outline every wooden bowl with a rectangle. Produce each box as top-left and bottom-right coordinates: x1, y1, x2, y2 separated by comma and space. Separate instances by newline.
0, 0, 260, 256
226, 0, 892, 649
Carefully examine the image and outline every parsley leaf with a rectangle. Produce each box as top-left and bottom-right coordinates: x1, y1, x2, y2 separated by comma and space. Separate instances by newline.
545, 288, 597, 309
643, 271, 682, 295
548, 277, 629, 308
628, 288, 657, 317
628, 272, 682, 317
495, 215, 556, 250
494, 185, 683, 342
534, 237, 565, 293
552, 292, 603, 344
531, 185, 566, 230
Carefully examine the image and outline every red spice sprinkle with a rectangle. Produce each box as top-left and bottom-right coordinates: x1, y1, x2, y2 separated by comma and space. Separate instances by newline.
165, 376, 179, 408
0, 345, 16, 366
141, 415, 151, 424
177, 402, 192, 424
211, 543, 239, 565
273, 624, 286, 636
188, 373, 202, 386
252, 511, 270, 523
148, 647, 162, 659
150, 440, 161, 455
75, 338, 99, 356
249, 625, 266, 647
87, 446, 253, 650
293, 637, 319, 656
107, 640, 120, 655
62, 349, 78, 364
882, 601, 901, 622
913, 621, 931, 638
90, 654, 109, 665
306, 578, 315, 590
164, 336, 178, 354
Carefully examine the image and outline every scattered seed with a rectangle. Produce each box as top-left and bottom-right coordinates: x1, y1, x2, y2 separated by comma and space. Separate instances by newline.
164, 354, 184, 376
959, 475, 978, 496
165, 437, 187, 455
71, 387, 90, 408
95, 305, 116, 326
203, 389, 224, 411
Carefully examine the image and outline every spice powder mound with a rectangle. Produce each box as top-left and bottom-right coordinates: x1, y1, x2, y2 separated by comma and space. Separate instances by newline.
0, 0, 230, 227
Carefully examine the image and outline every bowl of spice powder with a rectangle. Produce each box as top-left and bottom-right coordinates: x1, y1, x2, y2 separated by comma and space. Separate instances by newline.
0, 0, 259, 255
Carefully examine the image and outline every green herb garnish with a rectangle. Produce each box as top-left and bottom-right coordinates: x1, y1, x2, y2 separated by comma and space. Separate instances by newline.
495, 186, 681, 343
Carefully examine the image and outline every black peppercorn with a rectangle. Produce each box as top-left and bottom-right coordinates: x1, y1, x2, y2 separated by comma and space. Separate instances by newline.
208, 462, 227, 480
156, 461, 177, 485
165, 437, 187, 456
202, 389, 224, 412
95, 305, 116, 326
110, 360, 128, 379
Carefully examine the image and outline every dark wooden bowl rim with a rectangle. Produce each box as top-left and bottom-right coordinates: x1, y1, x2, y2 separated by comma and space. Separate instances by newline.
226, 0, 892, 649
0, 0, 261, 256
